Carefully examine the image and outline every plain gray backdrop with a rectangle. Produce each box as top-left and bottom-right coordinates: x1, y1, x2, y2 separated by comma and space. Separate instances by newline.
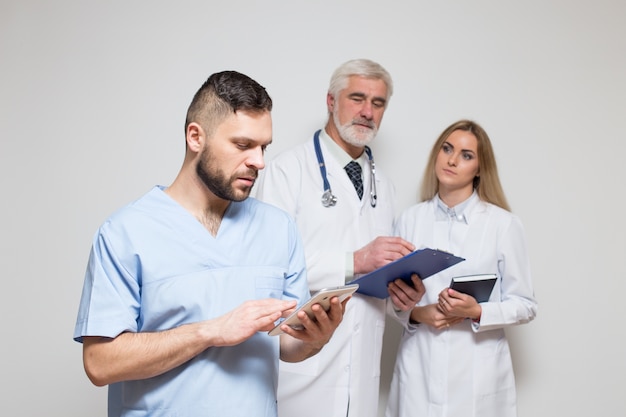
1, 1, 624, 415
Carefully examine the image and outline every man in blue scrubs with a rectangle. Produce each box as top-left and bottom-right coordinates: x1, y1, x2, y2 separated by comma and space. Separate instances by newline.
73, 71, 346, 417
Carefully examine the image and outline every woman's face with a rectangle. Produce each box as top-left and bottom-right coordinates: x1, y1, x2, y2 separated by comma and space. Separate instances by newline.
435, 129, 480, 196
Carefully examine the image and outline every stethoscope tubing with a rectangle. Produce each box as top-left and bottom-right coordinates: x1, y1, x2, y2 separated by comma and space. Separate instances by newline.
313, 129, 377, 208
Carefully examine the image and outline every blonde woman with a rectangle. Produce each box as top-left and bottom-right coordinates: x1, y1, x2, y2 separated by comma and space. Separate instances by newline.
385, 120, 538, 417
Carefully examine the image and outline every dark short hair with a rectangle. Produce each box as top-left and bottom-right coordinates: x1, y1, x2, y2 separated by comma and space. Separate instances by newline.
185, 70, 273, 136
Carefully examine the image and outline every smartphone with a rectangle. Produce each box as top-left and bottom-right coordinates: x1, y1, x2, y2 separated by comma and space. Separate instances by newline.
268, 284, 359, 336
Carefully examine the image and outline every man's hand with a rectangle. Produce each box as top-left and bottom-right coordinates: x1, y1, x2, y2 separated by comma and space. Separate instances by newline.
279, 295, 349, 362
212, 298, 298, 346
388, 273, 425, 311
354, 236, 415, 275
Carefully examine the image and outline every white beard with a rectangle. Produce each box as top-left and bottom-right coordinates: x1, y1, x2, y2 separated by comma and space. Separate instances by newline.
333, 109, 377, 147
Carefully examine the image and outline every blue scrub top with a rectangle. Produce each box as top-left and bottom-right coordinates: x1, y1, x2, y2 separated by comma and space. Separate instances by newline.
74, 186, 309, 417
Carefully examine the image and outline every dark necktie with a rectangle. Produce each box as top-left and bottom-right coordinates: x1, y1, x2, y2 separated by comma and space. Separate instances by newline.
344, 161, 363, 199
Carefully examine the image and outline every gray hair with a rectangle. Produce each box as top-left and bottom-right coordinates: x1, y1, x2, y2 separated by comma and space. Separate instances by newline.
328, 59, 393, 103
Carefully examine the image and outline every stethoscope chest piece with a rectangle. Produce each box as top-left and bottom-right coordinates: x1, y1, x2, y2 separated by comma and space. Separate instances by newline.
321, 189, 337, 207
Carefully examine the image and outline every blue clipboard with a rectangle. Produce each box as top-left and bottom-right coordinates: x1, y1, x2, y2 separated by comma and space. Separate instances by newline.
348, 248, 465, 299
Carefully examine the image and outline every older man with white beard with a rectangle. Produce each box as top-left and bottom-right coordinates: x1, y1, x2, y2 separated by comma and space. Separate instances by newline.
255, 59, 425, 417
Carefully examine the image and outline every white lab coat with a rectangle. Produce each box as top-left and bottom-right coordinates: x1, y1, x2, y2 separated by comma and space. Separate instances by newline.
255, 132, 398, 417
385, 196, 538, 417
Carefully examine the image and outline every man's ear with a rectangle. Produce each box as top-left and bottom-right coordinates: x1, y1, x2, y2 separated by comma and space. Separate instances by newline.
326, 93, 335, 113
186, 122, 204, 153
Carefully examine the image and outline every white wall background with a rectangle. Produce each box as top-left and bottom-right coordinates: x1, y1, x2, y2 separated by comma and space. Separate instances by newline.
1, 1, 624, 415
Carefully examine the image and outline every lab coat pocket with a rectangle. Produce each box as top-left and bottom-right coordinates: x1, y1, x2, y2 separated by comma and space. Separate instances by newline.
474, 332, 516, 398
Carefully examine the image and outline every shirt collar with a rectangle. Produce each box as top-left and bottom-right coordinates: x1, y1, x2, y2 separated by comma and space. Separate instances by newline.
434, 191, 478, 224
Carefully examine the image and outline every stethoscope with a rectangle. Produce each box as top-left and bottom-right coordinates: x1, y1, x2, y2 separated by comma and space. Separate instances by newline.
313, 129, 377, 208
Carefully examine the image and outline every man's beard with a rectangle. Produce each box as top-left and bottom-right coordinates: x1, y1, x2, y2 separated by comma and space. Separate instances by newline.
333, 109, 378, 147
196, 146, 255, 202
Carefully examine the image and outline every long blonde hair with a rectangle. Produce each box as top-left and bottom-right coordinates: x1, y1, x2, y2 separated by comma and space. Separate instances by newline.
420, 120, 511, 211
